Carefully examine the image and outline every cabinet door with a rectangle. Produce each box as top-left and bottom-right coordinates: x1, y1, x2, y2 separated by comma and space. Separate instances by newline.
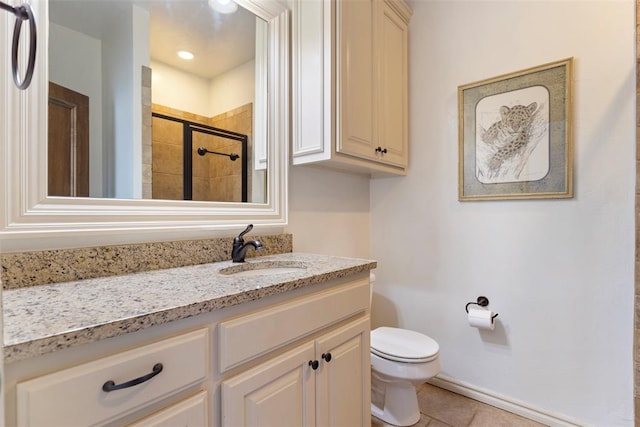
377, 0, 409, 167
336, 0, 377, 160
291, 0, 333, 164
222, 342, 316, 427
315, 317, 371, 427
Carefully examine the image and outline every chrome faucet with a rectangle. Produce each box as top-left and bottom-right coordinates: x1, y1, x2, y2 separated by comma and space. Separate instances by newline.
232, 224, 264, 263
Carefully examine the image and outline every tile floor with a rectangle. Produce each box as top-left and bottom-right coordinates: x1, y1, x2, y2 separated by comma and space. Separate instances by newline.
371, 384, 548, 427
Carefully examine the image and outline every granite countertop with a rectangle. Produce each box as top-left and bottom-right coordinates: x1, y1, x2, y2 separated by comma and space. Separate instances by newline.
3, 253, 376, 363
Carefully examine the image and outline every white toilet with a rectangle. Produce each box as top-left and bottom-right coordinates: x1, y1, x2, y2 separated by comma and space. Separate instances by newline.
370, 327, 441, 426
369, 274, 441, 426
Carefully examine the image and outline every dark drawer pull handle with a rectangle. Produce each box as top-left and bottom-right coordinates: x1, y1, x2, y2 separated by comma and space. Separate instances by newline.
322, 352, 332, 362
309, 360, 319, 370
102, 363, 163, 392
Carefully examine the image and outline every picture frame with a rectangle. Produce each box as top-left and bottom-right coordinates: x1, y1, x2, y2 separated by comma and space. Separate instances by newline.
458, 58, 573, 201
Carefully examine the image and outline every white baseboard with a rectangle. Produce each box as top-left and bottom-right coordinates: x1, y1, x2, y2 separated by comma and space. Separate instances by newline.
428, 375, 588, 427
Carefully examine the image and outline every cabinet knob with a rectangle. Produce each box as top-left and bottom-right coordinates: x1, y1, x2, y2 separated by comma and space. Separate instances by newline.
322, 352, 332, 363
309, 360, 319, 370
375, 147, 388, 154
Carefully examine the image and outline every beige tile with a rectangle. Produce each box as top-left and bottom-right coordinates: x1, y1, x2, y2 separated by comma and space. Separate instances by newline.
142, 65, 152, 87
372, 384, 551, 427
192, 176, 209, 200
425, 418, 453, 427
469, 406, 548, 427
417, 384, 479, 427
636, 359, 640, 396
142, 163, 152, 183
192, 152, 210, 178
152, 142, 182, 175
152, 116, 183, 145
371, 413, 434, 427
413, 414, 432, 427
152, 172, 183, 200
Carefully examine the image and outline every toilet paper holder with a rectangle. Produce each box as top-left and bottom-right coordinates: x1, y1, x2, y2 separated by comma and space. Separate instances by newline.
465, 296, 499, 319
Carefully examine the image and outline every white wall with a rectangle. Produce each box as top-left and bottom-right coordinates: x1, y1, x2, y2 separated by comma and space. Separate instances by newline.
130, 5, 149, 198
370, 1, 635, 425
208, 60, 256, 117
151, 60, 255, 119
48, 23, 103, 197
49, 4, 148, 199
150, 61, 212, 116
287, 165, 371, 258
102, 3, 148, 199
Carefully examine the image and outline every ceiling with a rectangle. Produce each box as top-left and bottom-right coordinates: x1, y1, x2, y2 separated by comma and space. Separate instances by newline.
49, 0, 257, 80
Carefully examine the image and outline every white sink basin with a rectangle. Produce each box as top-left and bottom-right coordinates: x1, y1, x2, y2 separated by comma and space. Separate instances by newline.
219, 261, 308, 277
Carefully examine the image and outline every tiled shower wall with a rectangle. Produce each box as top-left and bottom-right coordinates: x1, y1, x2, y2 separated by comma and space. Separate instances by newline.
209, 103, 256, 201
150, 103, 253, 202
142, 66, 152, 199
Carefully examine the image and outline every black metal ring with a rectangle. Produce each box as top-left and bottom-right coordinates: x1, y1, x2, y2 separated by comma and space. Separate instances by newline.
11, 3, 36, 90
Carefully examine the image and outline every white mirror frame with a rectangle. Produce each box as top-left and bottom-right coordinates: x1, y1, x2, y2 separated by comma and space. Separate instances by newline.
0, 0, 289, 251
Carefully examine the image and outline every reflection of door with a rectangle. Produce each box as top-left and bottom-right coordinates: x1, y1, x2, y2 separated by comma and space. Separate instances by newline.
48, 82, 89, 197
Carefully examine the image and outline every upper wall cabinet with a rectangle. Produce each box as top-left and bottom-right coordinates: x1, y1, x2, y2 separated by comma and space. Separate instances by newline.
291, 0, 412, 176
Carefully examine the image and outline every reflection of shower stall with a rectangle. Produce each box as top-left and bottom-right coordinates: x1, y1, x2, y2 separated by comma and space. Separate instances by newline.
151, 113, 248, 202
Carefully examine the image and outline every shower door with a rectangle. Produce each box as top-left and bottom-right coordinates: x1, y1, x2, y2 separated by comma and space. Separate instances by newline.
151, 113, 248, 202
188, 125, 248, 202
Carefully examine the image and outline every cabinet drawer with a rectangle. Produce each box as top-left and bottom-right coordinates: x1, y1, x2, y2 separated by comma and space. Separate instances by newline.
129, 391, 208, 427
17, 328, 209, 427
218, 277, 369, 372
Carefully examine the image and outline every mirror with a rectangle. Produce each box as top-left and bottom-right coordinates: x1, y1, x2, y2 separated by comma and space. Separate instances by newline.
48, 0, 267, 203
0, 0, 289, 250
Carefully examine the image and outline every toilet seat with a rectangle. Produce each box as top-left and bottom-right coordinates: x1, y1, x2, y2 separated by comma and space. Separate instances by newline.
371, 327, 439, 363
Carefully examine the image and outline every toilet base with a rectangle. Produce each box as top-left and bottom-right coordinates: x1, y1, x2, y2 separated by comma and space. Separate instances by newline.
371, 380, 421, 426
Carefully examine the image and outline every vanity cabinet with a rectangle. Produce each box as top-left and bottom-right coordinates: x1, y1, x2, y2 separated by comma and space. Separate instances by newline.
14, 328, 209, 426
219, 276, 371, 426
291, 0, 412, 176
222, 318, 369, 426
3, 257, 374, 427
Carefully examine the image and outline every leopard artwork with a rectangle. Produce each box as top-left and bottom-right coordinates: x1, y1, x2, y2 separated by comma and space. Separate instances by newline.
481, 102, 538, 176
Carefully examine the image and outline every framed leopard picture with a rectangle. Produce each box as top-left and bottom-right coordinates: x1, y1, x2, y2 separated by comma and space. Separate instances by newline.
458, 58, 573, 201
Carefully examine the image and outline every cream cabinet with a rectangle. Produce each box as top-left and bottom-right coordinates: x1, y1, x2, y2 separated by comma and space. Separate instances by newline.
129, 391, 208, 427
221, 318, 370, 427
222, 341, 316, 426
4, 270, 373, 427
14, 329, 209, 427
315, 318, 370, 426
219, 277, 371, 426
292, 0, 412, 176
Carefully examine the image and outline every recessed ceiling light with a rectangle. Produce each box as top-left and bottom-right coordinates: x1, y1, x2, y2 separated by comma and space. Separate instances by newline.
208, 0, 237, 14
177, 50, 194, 60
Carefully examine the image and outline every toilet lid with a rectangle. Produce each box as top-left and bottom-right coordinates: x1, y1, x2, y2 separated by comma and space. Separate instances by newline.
371, 327, 439, 363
